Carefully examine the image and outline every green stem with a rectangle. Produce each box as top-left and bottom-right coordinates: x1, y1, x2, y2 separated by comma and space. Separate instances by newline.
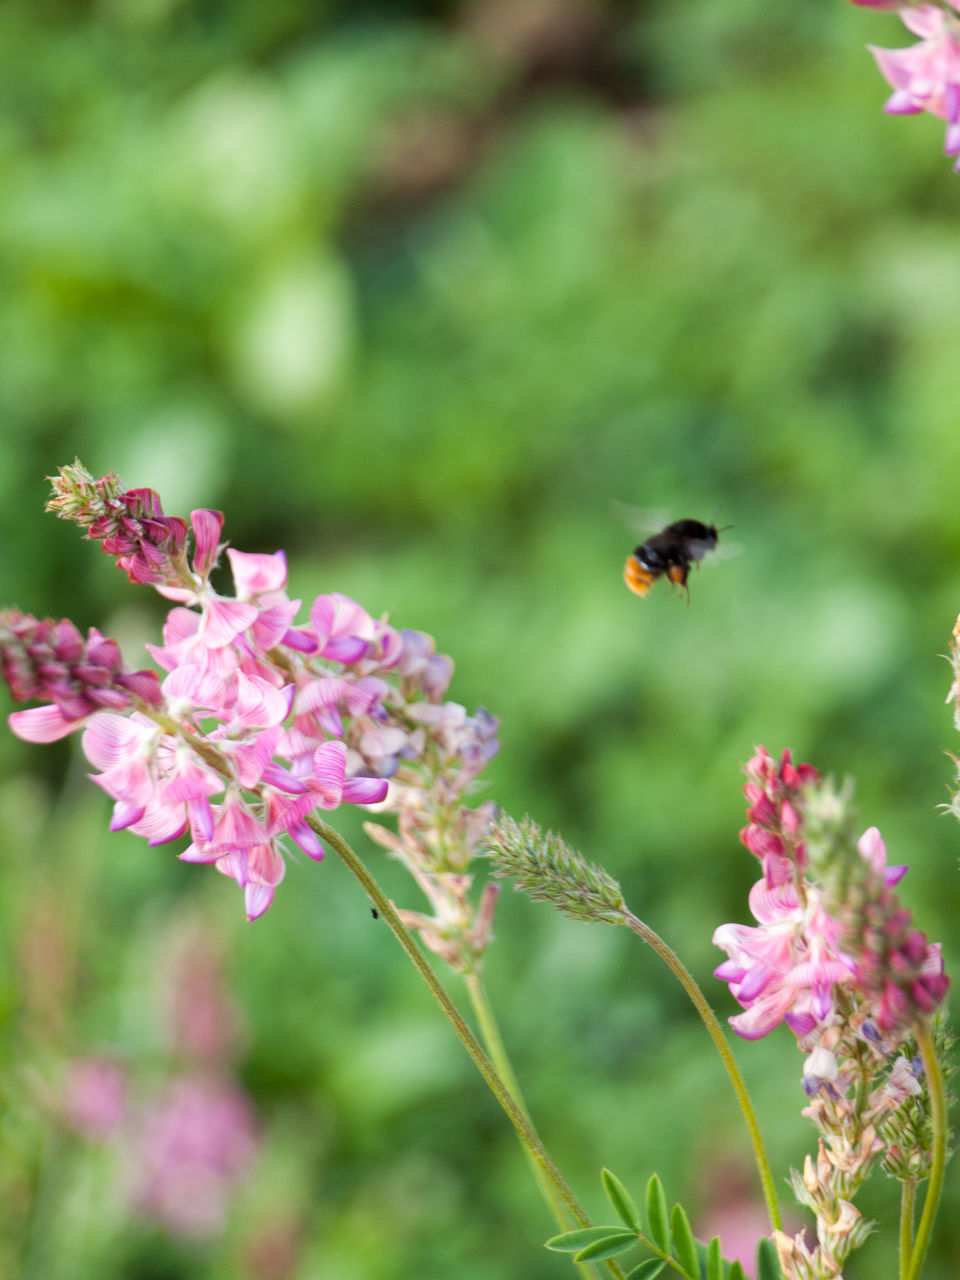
905, 1021, 948, 1280
622, 911, 783, 1233
899, 1178, 917, 1280
308, 815, 624, 1280
465, 974, 600, 1280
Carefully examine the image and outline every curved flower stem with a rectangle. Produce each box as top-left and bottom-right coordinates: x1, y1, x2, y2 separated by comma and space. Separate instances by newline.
905, 1021, 948, 1280
899, 1178, 917, 1280
464, 974, 599, 1280
622, 910, 783, 1233
308, 815, 624, 1280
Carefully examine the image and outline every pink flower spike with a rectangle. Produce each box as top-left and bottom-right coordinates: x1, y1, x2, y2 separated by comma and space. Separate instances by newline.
8, 705, 82, 742
190, 509, 224, 579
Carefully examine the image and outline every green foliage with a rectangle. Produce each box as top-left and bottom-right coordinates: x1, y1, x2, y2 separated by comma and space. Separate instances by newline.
548, 1172, 749, 1278
706, 1235, 724, 1280
602, 1166, 642, 1233
670, 1203, 699, 1279
623, 1262, 667, 1280
644, 1175, 671, 1254
755, 1237, 782, 1280
546, 1227, 633, 1254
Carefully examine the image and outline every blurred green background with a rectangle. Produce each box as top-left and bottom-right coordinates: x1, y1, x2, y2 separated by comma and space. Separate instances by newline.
2, 0, 960, 1276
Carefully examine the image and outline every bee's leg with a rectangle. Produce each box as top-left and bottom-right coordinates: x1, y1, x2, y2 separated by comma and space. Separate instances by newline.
666, 563, 690, 602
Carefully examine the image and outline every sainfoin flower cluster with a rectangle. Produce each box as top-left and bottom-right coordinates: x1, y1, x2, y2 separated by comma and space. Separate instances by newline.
61, 921, 260, 1239
1, 463, 499, 923
713, 746, 949, 1280
852, 0, 960, 171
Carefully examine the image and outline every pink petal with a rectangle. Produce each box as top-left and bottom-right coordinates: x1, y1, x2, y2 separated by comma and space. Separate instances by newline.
295, 676, 350, 713
289, 821, 325, 860
190, 509, 224, 578
311, 740, 347, 802
81, 713, 143, 766
110, 799, 147, 830
226, 548, 288, 597
200, 598, 259, 649
9, 705, 83, 742
342, 776, 389, 806
322, 636, 369, 664
901, 5, 944, 38
130, 803, 190, 845
244, 883, 275, 921
310, 593, 371, 644
857, 826, 887, 872
179, 842, 222, 864
162, 664, 228, 711
346, 677, 388, 716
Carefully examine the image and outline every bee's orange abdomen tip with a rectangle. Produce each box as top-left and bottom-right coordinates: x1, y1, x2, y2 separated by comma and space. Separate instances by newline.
623, 556, 654, 597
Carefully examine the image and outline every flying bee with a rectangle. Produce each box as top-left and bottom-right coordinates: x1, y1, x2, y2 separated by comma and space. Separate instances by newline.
622, 512, 732, 602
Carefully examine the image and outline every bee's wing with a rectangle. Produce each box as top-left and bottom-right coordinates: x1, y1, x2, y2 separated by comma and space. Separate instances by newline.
698, 538, 743, 566
610, 500, 672, 540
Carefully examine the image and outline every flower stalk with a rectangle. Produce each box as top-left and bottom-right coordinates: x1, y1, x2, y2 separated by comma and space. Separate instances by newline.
486, 815, 783, 1233
904, 1021, 947, 1280
622, 910, 784, 1233
307, 813, 624, 1280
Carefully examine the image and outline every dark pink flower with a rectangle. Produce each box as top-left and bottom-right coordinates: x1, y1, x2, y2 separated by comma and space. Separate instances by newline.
2, 612, 162, 741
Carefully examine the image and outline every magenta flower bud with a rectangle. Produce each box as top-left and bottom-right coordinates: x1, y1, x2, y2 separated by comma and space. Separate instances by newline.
1, 611, 162, 738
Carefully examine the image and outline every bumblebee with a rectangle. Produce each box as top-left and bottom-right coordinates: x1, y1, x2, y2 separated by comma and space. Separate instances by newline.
623, 517, 724, 601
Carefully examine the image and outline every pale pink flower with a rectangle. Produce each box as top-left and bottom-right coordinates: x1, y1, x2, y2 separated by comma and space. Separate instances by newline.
126, 1073, 258, 1238
3, 466, 481, 923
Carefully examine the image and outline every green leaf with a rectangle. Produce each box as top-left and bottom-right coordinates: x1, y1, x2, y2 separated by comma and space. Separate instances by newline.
545, 1227, 626, 1253
623, 1261, 667, 1279
645, 1174, 670, 1253
756, 1237, 781, 1280
670, 1204, 700, 1279
706, 1235, 723, 1280
728, 1261, 746, 1280
602, 1168, 642, 1232
574, 1230, 641, 1262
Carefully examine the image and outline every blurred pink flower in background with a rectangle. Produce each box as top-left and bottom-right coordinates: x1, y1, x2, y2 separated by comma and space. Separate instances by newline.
60, 919, 263, 1243
126, 1073, 258, 1239
62, 1057, 128, 1141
